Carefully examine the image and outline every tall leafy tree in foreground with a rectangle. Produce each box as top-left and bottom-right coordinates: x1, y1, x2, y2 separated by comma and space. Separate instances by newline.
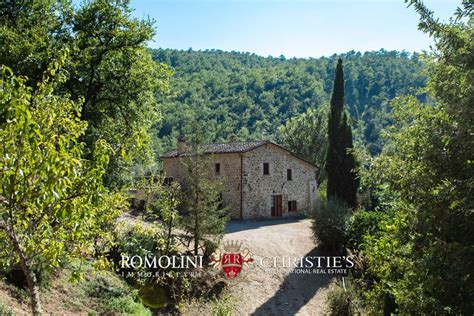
354, 1, 473, 313
0, 0, 171, 187
326, 59, 358, 207
69, 0, 171, 186
0, 65, 122, 315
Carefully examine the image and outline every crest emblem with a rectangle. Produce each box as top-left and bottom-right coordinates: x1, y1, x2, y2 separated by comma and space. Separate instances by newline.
210, 240, 253, 279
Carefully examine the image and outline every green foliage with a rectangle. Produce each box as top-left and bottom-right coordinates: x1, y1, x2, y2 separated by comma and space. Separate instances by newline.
152, 49, 426, 155
326, 281, 360, 316
113, 222, 165, 285
103, 295, 151, 315
112, 221, 194, 310
0, 1, 73, 86
356, 204, 412, 314
84, 272, 151, 315
363, 98, 473, 314
179, 132, 230, 255
85, 273, 132, 301
278, 105, 328, 184
311, 198, 351, 252
113, 170, 224, 310
326, 59, 359, 208
153, 182, 182, 254
351, 2, 474, 313
0, 0, 172, 187
210, 293, 236, 316
0, 65, 121, 314
347, 209, 390, 251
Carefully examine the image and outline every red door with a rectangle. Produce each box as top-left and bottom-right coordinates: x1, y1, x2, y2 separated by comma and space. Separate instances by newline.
271, 195, 283, 217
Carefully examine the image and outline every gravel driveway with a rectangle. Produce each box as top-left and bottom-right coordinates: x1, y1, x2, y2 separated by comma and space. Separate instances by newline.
222, 218, 333, 315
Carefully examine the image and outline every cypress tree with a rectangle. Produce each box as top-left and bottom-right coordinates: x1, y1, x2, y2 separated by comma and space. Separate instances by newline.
326, 59, 359, 208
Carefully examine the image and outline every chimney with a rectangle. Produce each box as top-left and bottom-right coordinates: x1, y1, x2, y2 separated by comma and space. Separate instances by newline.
229, 135, 237, 143
177, 135, 186, 154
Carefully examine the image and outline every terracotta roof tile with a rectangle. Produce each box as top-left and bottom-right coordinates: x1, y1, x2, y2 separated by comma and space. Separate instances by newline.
161, 140, 269, 158
160, 140, 318, 169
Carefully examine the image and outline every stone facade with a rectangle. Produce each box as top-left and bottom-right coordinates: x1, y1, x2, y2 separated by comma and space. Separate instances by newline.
161, 141, 317, 219
161, 153, 242, 219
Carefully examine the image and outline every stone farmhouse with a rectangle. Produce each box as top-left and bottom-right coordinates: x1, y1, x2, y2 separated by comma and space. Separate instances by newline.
161, 137, 318, 220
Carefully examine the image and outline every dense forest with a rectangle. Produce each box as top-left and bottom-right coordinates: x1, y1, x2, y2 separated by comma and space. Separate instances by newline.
152, 49, 426, 155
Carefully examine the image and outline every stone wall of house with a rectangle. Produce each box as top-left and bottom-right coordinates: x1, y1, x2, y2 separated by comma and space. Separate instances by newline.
210, 154, 242, 219
162, 157, 188, 186
162, 144, 317, 220
162, 154, 242, 219
241, 144, 317, 219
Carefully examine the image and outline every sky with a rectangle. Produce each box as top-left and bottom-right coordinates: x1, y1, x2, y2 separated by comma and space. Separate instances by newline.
129, 0, 459, 58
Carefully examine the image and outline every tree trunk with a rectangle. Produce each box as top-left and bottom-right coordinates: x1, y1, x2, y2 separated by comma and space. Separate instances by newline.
21, 258, 42, 316
194, 213, 199, 256
3, 224, 43, 315
165, 216, 173, 255
194, 187, 199, 256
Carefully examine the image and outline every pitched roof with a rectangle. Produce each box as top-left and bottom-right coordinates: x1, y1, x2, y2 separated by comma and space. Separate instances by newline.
161, 140, 318, 169
161, 140, 269, 158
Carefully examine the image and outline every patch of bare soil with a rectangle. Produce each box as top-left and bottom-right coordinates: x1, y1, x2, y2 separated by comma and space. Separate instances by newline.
0, 268, 139, 315
0, 269, 98, 316
222, 218, 333, 315
0, 282, 30, 315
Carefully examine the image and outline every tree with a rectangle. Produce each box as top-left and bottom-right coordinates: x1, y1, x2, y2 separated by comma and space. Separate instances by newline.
355, 1, 474, 313
179, 131, 229, 256
0, 0, 172, 187
278, 105, 328, 185
153, 181, 182, 255
0, 1, 73, 86
68, 0, 172, 186
0, 64, 121, 315
326, 59, 359, 208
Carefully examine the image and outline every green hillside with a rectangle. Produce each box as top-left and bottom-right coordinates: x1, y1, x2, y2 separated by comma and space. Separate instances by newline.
152, 49, 427, 155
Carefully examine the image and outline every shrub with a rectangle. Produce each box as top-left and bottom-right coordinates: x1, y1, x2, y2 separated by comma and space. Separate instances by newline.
103, 296, 152, 315
312, 198, 350, 251
326, 280, 360, 316
210, 293, 235, 316
111, 222, 216, 311
85, 274, 130, 300
110, 222, 165, 285
347, 209, 389, 251
83, 272, 151, 315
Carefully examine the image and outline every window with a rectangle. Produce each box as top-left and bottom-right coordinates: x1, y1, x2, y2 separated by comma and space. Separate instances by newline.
215, 163, 221, 175
288, 200, 297, 212
164, 177, 174, 186
263, 163, 269, 175
287, 169, 292, 181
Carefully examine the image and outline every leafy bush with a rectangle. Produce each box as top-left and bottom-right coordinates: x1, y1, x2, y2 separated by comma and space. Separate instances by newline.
103, 296, 151, 315
347, 209, 389, 251
84, 272, 151, 315
111, 222, 214, 311
85, 274, 130, 300
326, 280, 360, 316
110, 222, 165, 285
311, 198, 351, 251
210, 293, 235, 316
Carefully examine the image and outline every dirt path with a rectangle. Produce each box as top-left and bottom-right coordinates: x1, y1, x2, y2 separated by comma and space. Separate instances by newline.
222, 218, 333, 315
